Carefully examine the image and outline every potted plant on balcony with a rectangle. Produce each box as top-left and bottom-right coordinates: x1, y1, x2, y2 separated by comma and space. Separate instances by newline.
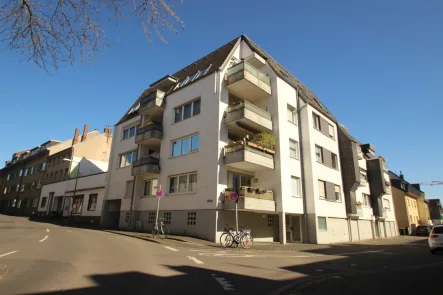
224, 187, 233, 198
249, 131, 277, 154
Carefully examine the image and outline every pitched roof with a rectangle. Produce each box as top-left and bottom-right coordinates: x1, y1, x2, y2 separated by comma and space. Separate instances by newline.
117, 34, 336, 125
117, 36, 240, 124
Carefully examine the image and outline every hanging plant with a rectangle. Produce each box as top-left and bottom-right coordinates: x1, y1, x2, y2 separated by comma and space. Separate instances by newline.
251, 131, 277, 150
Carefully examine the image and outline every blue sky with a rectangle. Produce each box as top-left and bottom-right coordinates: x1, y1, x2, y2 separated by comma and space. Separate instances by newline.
0, 0, 442, 199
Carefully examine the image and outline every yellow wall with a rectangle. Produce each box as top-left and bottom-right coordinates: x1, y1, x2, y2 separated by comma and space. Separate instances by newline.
405, 195, 420, 228
391, 187, 408, 229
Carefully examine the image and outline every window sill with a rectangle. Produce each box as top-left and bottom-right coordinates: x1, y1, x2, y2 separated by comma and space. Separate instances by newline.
170, 150, 199, 159
292, 195, 301, 198
313, 127, 336, 141
172, 113, 201, 125
166, 191, 197, 196
288, 120, 298, 126
290, 156, 300, 160
316, 160, 339, 171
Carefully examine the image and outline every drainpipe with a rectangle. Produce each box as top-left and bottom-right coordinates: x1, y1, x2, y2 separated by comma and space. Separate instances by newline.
297, 91, 309, 244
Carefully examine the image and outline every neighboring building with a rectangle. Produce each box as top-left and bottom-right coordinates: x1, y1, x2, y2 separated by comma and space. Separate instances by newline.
417, 197, 432, 226
338, 127, 398, 241
101, 35, 393, 244
389, 171, 426, 235
428, 199, 443, 225
0, 142, 62, 216
37, 125, 112, 224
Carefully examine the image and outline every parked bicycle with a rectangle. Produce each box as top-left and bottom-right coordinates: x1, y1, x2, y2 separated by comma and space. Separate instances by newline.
152, 217, 168, 239
220, 224, 254, 249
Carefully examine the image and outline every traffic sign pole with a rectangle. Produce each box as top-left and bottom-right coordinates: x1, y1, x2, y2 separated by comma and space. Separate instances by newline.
236, 202, 238, 233
154, 185, 162, 233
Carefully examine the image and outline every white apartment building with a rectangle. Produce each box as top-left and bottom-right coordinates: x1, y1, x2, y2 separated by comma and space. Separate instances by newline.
102, 35, 362, 244
338, 126, 398, 241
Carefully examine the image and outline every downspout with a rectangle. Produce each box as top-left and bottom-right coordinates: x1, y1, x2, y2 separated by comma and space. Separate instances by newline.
297, 91, 309, 244
61, 147, 74, 218
128, 123, 141, 230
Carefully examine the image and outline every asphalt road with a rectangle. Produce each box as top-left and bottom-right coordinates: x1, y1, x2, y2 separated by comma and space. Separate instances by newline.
0, 215, 442, 295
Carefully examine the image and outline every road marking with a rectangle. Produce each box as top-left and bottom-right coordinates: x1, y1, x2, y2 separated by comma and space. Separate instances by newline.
39, 235, 49, 243
46, 228, 50, 232
211, 274, 235, 291
187, 256, 204, 265
164, 246, 179, 252
0, 251, 17, 258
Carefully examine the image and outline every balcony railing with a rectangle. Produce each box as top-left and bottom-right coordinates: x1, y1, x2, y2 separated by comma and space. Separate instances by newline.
131, 157, 160, 176
225, 101, 273, 133
139, 90, 166, 116
226, 61, 272, 102
224, 186, 275, 212
135, 122, 163, 147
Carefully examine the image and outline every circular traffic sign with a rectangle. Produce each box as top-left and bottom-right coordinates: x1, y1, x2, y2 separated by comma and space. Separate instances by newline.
229, 192, 238, 201
156, 189, 163, 198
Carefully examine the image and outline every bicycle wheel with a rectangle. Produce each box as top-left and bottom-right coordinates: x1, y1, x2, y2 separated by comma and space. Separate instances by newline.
221, 233, 234, 248
220, 233, 229, 247
159, 227, 168, 239
241, 233, 254, 249
152, 227, 159, 238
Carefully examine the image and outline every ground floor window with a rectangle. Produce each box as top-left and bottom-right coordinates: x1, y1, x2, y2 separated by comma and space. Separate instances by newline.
164, 212, 171, 224
40, 197, 47, 208
187, 212, 196, 225
17, 199, 22, 208
267, 215, 274, 227
125, 212, 131, 223
87, 194, 98, 211
32, 198, 38, 208
72, 196, 84, 214
318, 217, 327, 231
148, 212, 156, 224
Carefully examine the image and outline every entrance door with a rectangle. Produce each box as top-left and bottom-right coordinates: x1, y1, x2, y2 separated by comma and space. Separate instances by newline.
285, 215, 293, 243
292, 216, 302, 242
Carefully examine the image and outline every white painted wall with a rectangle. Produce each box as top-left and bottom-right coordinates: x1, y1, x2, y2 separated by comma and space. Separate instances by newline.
38, 181, 68, 212
356, 158, 373, 220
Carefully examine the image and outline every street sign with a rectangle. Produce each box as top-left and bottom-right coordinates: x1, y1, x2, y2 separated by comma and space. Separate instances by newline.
156, 189, 163, 198
229, 192, 238, 201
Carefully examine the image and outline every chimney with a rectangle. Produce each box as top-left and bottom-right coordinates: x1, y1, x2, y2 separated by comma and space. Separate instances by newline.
72, 128, 80, 146
400, 171, 404, 180
104, 126, 112, 142
81, 124, 89, 142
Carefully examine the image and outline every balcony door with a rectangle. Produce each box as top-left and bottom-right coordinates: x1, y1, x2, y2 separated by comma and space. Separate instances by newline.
227, 171, 253, 189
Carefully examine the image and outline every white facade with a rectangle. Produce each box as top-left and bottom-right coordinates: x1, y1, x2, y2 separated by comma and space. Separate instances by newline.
102, 36, 395, 244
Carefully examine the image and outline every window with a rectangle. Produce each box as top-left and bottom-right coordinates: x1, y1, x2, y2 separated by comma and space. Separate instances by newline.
267, 215, 274, 227
42, 162, 46, 170
360, 170, 367, 180
12, 199, 16, 207
148, 212, 156, 224
168, 173, 197, 194
143, 179, 158, 196
227, 172, 252, 188
120, 150, 137, 167
19, 169, 23, 177
383, 199, 391, 210
174, 99, 201, 123
87, 194, 98, 211
30, 167, 34, 174
41, 197, 47, 207
17, 199, 22, 208
72, 196, 84, 214
125, 181, 134, 198
32, 198, 38, 208
24, 169, 28, 176
318, 217, 327, 230
122, 125, 138, 140
172, 134, 200, 157
401, 182, 406, 190
409, 215, 413, 223
363, 194, 371, 207
318, 180, 326, 199
164, 212, 171, 225
125, 212, 131, 223
54, 171, 58, 180
16, 185, 20, 192
7, 174, 10, 181
20, 185, 24, 192
289, 139, 299, 159
407, 199, 410, 206
331, 153, 338, 169
315, 145, 323, 163
187, 212, 196, 225
313, 113, 320, 130
334, 185, 341, 201
291, 176, 300, 197
328, 124, 334, 139
287, 105, 297, 124
26, 199, 31, 208
64, 168, 69, 179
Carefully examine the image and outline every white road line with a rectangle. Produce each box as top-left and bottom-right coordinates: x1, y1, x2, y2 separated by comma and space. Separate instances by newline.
187, 256, 204, 265
39, 235, 49, 243
164, 246, 179, 252
211, 274, 235, 291
46, 228, 50, 232
0, 251, 17, 258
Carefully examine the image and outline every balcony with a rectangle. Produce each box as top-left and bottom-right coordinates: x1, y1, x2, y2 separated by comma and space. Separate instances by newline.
224, 140, 275, 171
225, 101, 272, 134
131, 157, 160, 177
139, 90, 166, 117
135, 123, 163, 148
359, 178, 368, 187
356, 204, 364, 217
224, 186, 275, 212
381, 161, 388, 172
225, 61, 271, 102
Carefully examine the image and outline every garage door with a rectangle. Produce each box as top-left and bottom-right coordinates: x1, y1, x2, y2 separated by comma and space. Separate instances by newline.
350, 220, 359, 241
358, 220, 373, 240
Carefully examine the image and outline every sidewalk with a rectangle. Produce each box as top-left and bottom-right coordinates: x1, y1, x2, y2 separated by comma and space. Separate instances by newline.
105, 229, 426, 253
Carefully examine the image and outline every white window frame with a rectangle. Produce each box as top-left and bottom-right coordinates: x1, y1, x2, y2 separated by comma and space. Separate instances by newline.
363, 194, 371, 207
187, 211, 197, 225
287, 105, 297, 124
32, 198, 38, 208
315, 145, 323, 163
313, 113, 321, 130
120, 150, 137, 168
318, 217, 327, 231
331, 153, 338, 169
173, 98, 201, 123
328, 124, 335, 139
171, 133, 200, 157
334, 185, 341, 201
289, 139, 299, 160
143, 179, 158, 197
168, 172, 197, 194
291, 176, 300, 198
401, 182, 406, 190
318, 180, 326, 199
122, 124, 139, 140
383, 198, 391, 210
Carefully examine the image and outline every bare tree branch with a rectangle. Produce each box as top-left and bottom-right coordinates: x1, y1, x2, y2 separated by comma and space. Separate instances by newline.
0, 0, 184, 72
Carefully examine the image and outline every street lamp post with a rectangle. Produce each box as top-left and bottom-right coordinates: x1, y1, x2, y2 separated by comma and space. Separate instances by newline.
63, 158, 81, 223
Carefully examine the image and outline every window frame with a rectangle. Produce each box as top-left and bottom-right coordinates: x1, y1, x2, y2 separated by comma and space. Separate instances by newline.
41, 197, 47, 207
291, 176, 300, 198
72, 195, 84, 215
289, 139, 299, 160
287, 105, 297, 125
331, 153, 338, 169
328, 124, 335, 139
122, 124, 139, 141
173, 98, 201, 123
171, 133, 200, 158
120, 150, 137, 168
383, 198, 391, 210
363, 194, 371, 207
313, 113, 321, 130
87, 194, 98, 211
318, 180, 326, 199
168, 172, 198, 195
318, 217, 327, 231
334, 185, 341, 202
315, 145, 323, 163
